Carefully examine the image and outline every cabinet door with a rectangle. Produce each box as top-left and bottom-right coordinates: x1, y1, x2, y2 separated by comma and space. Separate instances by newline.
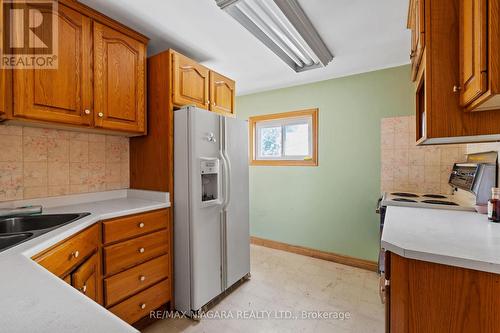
13, 3, 92, 125
0, 68, 11, 119
93, 22, 146, 133
72, 252, 99, 302
410, 0, 425, 81
459, 0, 488, 106
209, 71, 235, 114
172, 52, 209, 109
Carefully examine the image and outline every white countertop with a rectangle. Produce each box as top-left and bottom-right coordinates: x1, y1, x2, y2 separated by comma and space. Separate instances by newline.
0, 189, 170, 333
382, 206, 500, 274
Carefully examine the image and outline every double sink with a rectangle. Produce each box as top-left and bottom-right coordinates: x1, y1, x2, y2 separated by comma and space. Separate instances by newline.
0, 213, 89, 252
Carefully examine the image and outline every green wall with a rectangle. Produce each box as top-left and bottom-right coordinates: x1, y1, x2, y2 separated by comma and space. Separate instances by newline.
236, 65, 414, 261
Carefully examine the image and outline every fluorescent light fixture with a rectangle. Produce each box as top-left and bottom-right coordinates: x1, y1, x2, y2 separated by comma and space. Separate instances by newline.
216, 0, 333, 72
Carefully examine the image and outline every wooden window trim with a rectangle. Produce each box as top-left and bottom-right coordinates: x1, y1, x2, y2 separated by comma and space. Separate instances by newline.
249, 108, 318, 166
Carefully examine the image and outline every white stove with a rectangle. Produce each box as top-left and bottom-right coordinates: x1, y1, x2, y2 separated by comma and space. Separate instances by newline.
381, 191, 475, 211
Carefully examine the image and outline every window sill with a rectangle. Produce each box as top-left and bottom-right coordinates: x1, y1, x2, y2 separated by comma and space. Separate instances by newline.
250, 159, 318, 166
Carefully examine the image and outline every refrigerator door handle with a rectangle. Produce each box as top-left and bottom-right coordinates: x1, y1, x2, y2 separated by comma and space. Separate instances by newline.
222, 118, 232, 210
218, 117, 227, 207
219, 117, 231, 210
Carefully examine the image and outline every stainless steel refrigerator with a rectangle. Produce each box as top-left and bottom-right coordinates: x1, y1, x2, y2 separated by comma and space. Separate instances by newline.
174, 106, 250, 316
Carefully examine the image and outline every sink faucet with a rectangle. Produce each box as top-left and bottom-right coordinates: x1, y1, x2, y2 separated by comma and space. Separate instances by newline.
0, 205, 43, 218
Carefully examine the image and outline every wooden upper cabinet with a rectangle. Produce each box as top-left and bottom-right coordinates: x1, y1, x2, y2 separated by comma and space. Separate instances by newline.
209, 71, 235, 114
459, 0, 500, 112
13, 3, 92, 126
0, 68, 11, 119
93, 22, 146, 133
408, 0, 425, 81
172, 52, 210, 109
72, 252, 99, 302
459, 0, 488, 107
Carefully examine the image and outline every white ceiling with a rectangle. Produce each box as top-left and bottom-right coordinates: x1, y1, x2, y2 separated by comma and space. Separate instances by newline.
79, 0, 411, 96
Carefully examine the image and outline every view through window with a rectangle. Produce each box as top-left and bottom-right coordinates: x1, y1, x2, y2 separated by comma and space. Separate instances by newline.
249, 109, 318, 166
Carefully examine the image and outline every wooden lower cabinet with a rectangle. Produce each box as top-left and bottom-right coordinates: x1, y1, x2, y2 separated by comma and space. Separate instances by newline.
386, 251, 500, 332
109, 279, 170, 324
32, 208, 172, 326
32, 224, 102, 304
102, 208, 172, 324
72, 252, 99, 302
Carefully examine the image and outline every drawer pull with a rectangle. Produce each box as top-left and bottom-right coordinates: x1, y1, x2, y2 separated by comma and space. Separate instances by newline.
81, 284, 87, 294
138, 222, 145, 228
138, 247, 145, 254
72, 250, 80, 259
139, 275, 146, 282
140, 303, 146, 309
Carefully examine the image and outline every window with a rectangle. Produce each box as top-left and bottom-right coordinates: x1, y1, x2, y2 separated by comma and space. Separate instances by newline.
249, 109, 318, 166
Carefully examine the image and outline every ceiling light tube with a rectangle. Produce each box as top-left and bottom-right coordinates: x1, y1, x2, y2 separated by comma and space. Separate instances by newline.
216, 0, 333, 72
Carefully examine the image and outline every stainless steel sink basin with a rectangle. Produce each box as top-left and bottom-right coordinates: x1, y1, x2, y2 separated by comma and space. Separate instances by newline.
0, 214, 86, 233
0, 233, 33, 251
0, 213, 89, 252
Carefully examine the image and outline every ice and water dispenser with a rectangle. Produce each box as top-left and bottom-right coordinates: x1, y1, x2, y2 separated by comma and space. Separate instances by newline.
200, 158, 220, 205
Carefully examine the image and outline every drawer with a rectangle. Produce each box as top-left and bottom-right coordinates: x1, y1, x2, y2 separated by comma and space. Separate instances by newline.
34, 224, 98, 277
102, 209, 169, 245
103, 230, 168, 276
109, 279, 170, 324
104, 254, 169, 307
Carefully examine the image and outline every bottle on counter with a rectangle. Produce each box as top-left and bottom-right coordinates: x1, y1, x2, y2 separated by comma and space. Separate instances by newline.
488, 188, 500, 222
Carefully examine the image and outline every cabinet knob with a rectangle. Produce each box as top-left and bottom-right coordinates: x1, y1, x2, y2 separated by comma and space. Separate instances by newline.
140, 303, 146, 309
453, 85, 462, 93
84, 109, 91, 115
98, 112, 104, 117
138, 222, 145, 228
139, 275, 146, 282
72, 250, 80, 259
81, 284, 87, 294
138, 247, 145, 254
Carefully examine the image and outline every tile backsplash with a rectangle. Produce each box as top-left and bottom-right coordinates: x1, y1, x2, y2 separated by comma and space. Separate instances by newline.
380, 116, 467, 194
0, 124, 129, 202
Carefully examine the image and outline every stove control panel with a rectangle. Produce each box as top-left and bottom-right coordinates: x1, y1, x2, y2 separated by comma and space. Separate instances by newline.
449, 164, 478, 191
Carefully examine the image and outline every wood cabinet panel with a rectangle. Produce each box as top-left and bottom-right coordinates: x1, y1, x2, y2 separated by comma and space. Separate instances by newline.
93, 22, 146, 133
72, 252, 99, 302
409, 0, 425, 81
459, 0, 488, 106
104, 254, 169, 307
389, 252, 500, 332
13, 3, 92, 126
103, 230, 168, 276
0, 68, 11, 119
109, 279, 170, 324
172, 52, 209, 109
413, 0, 500, 143
34, 224, 98, 277
210, 71, 235, 114
102, 209, 168, 245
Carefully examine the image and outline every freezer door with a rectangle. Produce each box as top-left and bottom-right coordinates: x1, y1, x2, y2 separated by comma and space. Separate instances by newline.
188, 107, 224, 310
224, 117, 250, 288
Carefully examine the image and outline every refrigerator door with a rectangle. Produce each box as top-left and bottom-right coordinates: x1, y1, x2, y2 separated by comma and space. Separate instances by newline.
189, 107, 224, 310
224, 117, 251, 288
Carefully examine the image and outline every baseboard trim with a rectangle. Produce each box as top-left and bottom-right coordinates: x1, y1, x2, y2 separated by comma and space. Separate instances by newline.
250, 236, 378, 272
